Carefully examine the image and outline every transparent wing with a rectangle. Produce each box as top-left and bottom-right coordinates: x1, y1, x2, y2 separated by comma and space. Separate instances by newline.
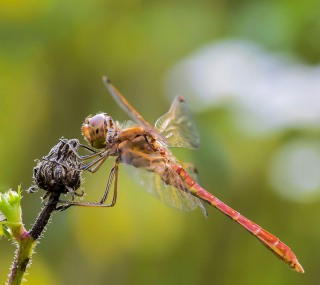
103, 76, 167, 144
155, 96, 200, 149
184, 163, 208, 217
119, 120, 138, 130
121, 149, 198, 212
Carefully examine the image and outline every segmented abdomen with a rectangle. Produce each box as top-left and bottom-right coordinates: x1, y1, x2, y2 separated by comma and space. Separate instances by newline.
171, 164, 304, 273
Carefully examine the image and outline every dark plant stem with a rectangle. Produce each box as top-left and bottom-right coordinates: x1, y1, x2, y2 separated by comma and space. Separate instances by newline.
8, 138, 81, 284
29, 192, 60, 240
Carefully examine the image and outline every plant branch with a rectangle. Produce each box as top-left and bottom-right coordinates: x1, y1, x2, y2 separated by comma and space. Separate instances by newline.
7, 138, 82, 285
29, 191, 61, 240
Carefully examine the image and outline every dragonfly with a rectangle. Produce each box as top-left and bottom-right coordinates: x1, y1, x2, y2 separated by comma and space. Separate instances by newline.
48, 76, 304, 273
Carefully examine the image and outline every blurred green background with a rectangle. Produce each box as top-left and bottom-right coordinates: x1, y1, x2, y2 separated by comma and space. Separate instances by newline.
1, 0, 319, 284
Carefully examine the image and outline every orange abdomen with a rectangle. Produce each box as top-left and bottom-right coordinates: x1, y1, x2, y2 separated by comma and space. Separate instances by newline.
171, 164, 304, 273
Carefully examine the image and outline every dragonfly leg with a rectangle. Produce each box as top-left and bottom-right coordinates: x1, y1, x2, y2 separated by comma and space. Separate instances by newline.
75, 152, 107, 173
55, 204, 72, 212
86, 156, 108, 173
73, 148, 105, 161
79, 144, 97, 153
43, 150, 109, 172
78, 151, 110, 173
53, 160, 119, 207
59, 138, 106, 161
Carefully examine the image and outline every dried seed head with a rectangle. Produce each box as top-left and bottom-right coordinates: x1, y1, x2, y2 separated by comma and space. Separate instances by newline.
30, 138, 83, 194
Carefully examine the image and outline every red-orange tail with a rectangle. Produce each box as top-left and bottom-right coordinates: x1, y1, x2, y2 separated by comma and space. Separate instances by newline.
172, 164, 304, 273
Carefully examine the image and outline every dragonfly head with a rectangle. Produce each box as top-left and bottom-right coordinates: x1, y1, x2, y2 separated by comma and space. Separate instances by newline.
82, 113, 115, 149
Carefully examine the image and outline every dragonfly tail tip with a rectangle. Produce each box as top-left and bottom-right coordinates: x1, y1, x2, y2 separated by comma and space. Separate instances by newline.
291, 260, 304, 273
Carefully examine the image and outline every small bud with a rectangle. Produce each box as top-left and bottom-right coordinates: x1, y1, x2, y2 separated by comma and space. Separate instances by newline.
7, 190, 20, 206
0, 187, 21, 222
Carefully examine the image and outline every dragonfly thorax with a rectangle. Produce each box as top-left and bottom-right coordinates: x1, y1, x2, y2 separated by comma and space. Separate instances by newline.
82, 113, 115, 149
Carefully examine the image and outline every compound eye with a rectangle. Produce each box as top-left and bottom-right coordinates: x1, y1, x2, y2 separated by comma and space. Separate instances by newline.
88, 114, 105, 128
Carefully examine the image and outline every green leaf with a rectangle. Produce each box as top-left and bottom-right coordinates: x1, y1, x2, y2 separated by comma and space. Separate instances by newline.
1, 225, 12, 239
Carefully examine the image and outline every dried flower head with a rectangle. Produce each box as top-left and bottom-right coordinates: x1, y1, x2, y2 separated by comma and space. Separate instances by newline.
29, 138, 84, 199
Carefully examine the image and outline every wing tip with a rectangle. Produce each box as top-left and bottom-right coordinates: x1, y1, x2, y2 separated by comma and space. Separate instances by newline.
176, 95, 185, 102
102, 75, 110, 83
